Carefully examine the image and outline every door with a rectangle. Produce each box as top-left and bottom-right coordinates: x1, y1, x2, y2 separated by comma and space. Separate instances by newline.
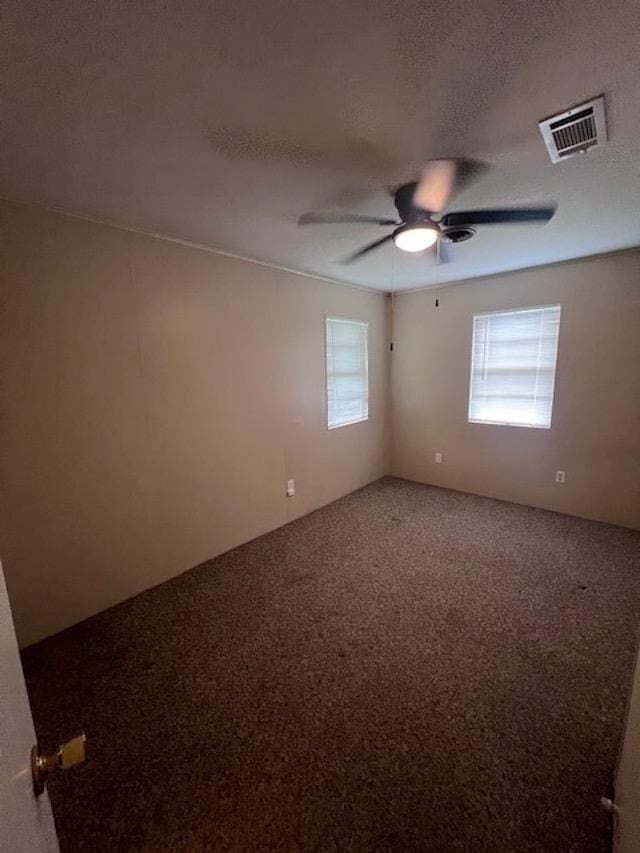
0, 561, 60, 853
615, 647, 640, 852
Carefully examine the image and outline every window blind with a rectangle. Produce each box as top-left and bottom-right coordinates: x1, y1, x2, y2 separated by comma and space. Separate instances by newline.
468, 305, 561, 429
326, 317, 369, 429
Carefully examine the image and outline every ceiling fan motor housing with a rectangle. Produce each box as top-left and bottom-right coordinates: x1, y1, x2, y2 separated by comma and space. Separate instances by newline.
394, 182, 430, 223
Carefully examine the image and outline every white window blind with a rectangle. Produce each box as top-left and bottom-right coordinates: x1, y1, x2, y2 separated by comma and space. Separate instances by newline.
326, 317, 369, 429
468, 305, 561, 429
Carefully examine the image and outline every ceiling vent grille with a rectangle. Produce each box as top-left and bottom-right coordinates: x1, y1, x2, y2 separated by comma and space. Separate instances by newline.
539, 96, 607, 163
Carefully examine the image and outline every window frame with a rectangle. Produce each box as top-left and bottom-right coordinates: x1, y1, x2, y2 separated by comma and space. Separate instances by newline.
324, 315, 370, 431
467, 304, 562, 430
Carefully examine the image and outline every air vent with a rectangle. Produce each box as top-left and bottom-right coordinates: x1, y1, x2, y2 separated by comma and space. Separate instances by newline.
539, 96, 607, 163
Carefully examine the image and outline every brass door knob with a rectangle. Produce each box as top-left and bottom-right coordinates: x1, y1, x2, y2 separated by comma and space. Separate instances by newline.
31, 733, 87, 796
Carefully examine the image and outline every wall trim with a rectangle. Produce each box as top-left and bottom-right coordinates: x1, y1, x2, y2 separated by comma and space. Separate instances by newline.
4, 195, 639, 300
392, 244, 640, 296
0, 196, 383, 297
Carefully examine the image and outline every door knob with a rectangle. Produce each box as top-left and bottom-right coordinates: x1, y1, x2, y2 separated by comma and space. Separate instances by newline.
31, 733, 87, 796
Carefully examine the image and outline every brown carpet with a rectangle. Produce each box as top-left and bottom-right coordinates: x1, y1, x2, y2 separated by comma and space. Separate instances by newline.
22, 477, 640, 853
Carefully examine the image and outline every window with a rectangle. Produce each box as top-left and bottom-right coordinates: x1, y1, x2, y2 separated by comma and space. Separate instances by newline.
468, 305, 561, 429
325, 317, 369, 429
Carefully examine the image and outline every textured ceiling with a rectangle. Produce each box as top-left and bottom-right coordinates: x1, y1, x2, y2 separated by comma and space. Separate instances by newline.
2, 0, 640, 291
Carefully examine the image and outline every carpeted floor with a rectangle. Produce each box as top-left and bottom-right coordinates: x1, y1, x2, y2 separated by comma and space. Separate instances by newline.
22, 477, 640, 853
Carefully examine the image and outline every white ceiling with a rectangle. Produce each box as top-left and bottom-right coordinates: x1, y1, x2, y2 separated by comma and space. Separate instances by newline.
2, 0, 640, 292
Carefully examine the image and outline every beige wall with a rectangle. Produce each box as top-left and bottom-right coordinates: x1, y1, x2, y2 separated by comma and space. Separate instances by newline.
0, 201, 389, 646
3, 197, 639, 646
390, 251, 640, 529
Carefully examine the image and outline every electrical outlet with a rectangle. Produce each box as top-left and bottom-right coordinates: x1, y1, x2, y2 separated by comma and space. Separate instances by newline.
286, 478, 295, 497
435, 453, 443, 464
555, 470, 565, 484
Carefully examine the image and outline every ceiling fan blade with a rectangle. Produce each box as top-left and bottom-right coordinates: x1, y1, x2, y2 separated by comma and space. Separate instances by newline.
440, 206, 557, 227
413, 158, 490, 213
342, 233, 394, 264
209, 127, 395, 176
298, 212, 398, 226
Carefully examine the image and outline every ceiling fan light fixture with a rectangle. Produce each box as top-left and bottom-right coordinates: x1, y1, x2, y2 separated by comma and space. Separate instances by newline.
393, 224, 438, 253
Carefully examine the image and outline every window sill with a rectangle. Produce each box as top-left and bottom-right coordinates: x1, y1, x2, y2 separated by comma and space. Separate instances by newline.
468, 418, 551, 430
328, 416, 369, 431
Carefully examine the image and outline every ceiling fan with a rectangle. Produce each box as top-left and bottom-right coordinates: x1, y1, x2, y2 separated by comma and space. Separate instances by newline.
298, 159, 556, 263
